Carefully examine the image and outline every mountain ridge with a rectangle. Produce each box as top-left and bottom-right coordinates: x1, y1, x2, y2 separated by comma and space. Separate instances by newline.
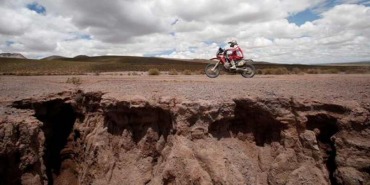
0, 53, 27, 59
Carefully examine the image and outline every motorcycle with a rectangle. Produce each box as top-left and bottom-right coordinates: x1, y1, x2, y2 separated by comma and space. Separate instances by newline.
205, 47, 255, 78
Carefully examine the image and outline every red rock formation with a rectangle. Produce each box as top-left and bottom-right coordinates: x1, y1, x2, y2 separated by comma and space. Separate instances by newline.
1, 91, 369, 185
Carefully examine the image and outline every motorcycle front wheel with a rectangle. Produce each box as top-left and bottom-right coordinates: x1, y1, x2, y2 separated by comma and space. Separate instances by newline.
205, 64, 220, 78
241, 64, 255, 78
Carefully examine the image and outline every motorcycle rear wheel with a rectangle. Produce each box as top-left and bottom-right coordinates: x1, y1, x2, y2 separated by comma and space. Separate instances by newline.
241, 64, 255, 78
205, 64, 220, 78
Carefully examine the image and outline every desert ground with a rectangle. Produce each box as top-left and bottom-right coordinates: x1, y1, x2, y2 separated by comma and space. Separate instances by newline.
1, 74, 370, 185
1, 74, 369, 104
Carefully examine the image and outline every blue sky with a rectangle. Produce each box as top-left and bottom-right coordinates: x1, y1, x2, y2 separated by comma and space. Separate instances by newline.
5, 40, 15, 47
26, 2, 46, 15
65, 33, 93, 41
144, 49, 176, 57
287, 0, 370, 26
288, 9, 321, 26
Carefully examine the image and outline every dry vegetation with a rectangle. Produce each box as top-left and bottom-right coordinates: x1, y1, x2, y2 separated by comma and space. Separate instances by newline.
66, 77, 82, 85
256, 65, 370, 75
0, 56, 369, 75
168, 69, 178, 75
0, 56, 206, 75
128, 71, 140, 76
182, 69, 192, 75
148, 68, 160, 75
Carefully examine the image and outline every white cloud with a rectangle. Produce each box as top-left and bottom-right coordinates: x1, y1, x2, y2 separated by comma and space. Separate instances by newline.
319, 4, 370, 30
0, 0, 369, 63
0, 7, 31, 35
42, 0, 169, 43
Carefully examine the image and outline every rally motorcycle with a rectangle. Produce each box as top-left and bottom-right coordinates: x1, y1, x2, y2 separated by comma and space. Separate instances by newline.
205, 48, 255, 78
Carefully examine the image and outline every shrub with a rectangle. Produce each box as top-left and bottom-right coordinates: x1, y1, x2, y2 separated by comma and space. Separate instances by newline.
148, 68, 160, 75
261, 67, 289, 75
275, 67, 289, 75
306, 68, 321, 74
131, 71, 139, 76
66, 77, 81, 85
192, 70, 201, 75
323, 68, 340, 74
347, 67, 370, 74
182, 70, 192, 75
168, 69, 178, 75
193, 70, 205, 75
262, 68, 274, 75
292, 68, 302, 74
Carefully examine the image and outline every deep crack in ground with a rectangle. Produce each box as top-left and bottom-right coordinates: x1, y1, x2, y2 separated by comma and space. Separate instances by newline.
1, 90, 369, 185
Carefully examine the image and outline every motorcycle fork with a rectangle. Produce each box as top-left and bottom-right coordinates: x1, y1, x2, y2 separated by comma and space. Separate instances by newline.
212, 61, 220, 71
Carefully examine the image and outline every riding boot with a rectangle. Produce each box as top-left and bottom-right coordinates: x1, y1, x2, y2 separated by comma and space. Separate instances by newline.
230, 60, 236, 69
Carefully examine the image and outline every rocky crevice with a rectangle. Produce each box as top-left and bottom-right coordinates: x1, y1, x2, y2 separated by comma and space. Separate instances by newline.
1, 91, 369, 185
306, 114, 339, 185
0, 151, 22, 185
208, 100, 287, 146
103, 106, 173, 144
32, 100, 77, 185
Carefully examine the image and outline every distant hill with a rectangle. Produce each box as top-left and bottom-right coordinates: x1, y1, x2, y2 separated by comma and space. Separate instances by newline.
0, 55, 207, 75
74, 55, 89, 59
41, 55, 68, 60
0, 53, 26, 59
321, 61, 370, 66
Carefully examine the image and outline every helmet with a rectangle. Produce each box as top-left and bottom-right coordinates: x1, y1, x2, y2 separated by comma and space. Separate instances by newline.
228, 40, 237, 47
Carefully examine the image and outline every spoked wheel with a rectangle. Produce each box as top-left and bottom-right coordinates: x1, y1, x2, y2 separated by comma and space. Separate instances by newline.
205, 64, 220, 78
241, 64, 255, 78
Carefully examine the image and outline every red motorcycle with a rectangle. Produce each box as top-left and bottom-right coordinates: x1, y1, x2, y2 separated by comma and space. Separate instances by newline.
205, 47, 255, 78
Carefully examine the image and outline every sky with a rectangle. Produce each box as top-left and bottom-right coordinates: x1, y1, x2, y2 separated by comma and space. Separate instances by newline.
0, 0, 369, 64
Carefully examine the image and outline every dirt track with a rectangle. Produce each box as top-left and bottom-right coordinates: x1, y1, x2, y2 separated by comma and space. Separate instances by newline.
1, 74, 369, 105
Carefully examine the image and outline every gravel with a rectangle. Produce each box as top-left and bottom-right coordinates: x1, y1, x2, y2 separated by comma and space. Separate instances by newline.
0, 74, 369, 105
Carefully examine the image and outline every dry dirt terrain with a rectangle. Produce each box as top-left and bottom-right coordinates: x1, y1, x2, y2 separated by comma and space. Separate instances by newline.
1, 74, 370, 185
1, 74, 369, 104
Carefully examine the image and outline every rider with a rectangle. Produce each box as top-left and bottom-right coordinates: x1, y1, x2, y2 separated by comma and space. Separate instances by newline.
226, 40, 244, 69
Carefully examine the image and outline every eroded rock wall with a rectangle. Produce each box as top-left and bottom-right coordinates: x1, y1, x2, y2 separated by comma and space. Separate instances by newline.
1, 91, 369, 185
